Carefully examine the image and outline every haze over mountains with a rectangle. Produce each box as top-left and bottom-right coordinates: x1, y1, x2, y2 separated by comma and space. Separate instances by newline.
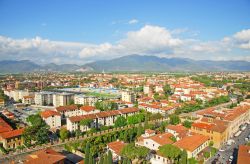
0, 55, 250, 73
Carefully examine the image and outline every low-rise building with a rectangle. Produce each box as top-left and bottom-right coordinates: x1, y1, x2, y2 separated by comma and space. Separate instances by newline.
55, 105, 79, 119
40, 110, 61, 129
67, 107, 139, 132
0, 128, 24, 149
237, 145, 250, 164
24, 148, 66, 164
74, 94, 98, 106
22, 95, 35, 105
79, 106, 100, 115
174, 134, 209, 158
107, 140, 127, 161
165, 124, 189, 140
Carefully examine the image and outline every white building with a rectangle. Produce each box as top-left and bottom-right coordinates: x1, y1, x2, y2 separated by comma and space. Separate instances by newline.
53, 92, 74, 107
34, 91, 54, 106
67, 107, 139, 132
143, 85, 150, 94
79, 106, 100, 115
107, 141, 127, 161
40, 110, 61, 129
174, 134, 209, 158
74, 94, 98, 106
55, 104, 79, 119
121, 91, 135, 103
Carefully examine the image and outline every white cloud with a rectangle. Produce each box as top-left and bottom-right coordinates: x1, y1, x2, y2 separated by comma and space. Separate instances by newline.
0, 26, 250, 64
128, 19, 138, 24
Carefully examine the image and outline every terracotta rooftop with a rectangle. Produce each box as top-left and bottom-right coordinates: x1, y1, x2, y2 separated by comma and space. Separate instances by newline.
69, 107, 139, 123
80, 106, 96, 112
237, 145, 250, 164
107, 140, 127, 156
148, 132, 174, 146
40, 110, 61, 119
56, 105, 78, 112
0, 128, 24, 139
174, 134, 209, 152
0, 117, 13, 133
25, 148, 66, 164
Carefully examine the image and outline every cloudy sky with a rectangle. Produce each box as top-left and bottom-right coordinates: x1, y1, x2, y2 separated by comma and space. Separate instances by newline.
0, 0, 250, 65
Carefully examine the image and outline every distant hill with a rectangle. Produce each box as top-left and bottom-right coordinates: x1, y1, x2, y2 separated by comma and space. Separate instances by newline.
83, 55, 250, 72
0, 55, 250, 73
0, 60, 41, 73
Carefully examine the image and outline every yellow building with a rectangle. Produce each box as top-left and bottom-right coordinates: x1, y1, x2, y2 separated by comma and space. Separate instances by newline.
191, 118, 229, 149
0, 128, 24, 149
0, 98, 5, 106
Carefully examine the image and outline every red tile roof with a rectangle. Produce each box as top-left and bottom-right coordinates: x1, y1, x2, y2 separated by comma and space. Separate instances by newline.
237, 145, 250, 164
107, 141, 127, 156
25, 148, 66, 164
40, 110, 61, 119
174, 134, 209, 152
69, 107, 139, 123
80, 106, 96, 112
0, 117, 13, 133
148, 132, 174, 146
0, 128, 24, 139
56, 105, 78, 112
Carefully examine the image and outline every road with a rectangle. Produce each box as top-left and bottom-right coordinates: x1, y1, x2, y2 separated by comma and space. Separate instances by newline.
206, 124, 250, 164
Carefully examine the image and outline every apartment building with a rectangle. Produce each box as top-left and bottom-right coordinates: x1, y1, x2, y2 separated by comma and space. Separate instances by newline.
136, 132, 174, 151
53, 92, 74, 107
121, 91, 136, 103
22, 95, 35, 105
40, 110, 61, 129
34, 91, 54, 106
67, 107, 139, 132
174, 134, 209, 158
191, 119, 228, 149
79, 106, 100, 115
0, 128, 24, 149
74, 94, 98, 106
55, 105, 79, 118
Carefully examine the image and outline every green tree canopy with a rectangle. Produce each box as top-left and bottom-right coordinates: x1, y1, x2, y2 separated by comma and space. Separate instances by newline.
158, 144, 181, 160
59, 128, 69, 141
114, 116, 127, 127
169, 114, 180, 125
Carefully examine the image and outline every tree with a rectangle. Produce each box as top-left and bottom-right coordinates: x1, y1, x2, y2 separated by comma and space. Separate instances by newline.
80, 119, 93, 127
69, 99, 75, 105
121, 143, 149, 160
188, 157, 198, 164
108, 150, 113, 164
158, 144, 181, 161
85, 143, 90, 164
180, 150, 187, 164
169, 114, 180, 125
114, 116, 127, 127
182, 120, 192, 128
59, 128, 69, 141
163, 84, 172, 96
99, 154, 104, 164
204, 151, 210, 159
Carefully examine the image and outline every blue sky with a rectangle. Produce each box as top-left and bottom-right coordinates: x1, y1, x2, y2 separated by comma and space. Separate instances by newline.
0, 0, 250, 64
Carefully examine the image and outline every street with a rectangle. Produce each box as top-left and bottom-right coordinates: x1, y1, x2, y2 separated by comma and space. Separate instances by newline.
206, 124, 250, 164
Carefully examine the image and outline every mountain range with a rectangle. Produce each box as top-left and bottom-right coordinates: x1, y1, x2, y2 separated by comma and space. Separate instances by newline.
0, 55, 250, 73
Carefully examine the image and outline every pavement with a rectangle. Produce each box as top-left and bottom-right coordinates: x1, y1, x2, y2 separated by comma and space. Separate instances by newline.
206, 124, 250, 164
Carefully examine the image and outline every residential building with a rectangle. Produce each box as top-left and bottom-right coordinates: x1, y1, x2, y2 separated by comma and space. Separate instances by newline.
165, 125, 189, 140
237, 145, 250, 164
0, 98, 5, 106
0, 128, 24, 149
107, 140, 127, 161
137, 132, 174, 150
40, 110, 61, 129
22, 95, 35, 105
55, 105, 79, 119
53, 92, 74, 107
174, 134, 209, 158
67, 107, 139, 132
121, 91, 135, 103
79, 106, 100, 115
34, 91, 54, 106
74, 94, 98, 106
24, 148, 66, 164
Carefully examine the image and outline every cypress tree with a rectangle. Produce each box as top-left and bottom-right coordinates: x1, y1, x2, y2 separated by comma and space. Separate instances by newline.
108, 150, 113, 164
99, 154, 104, 164
84, 143, 90, 164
